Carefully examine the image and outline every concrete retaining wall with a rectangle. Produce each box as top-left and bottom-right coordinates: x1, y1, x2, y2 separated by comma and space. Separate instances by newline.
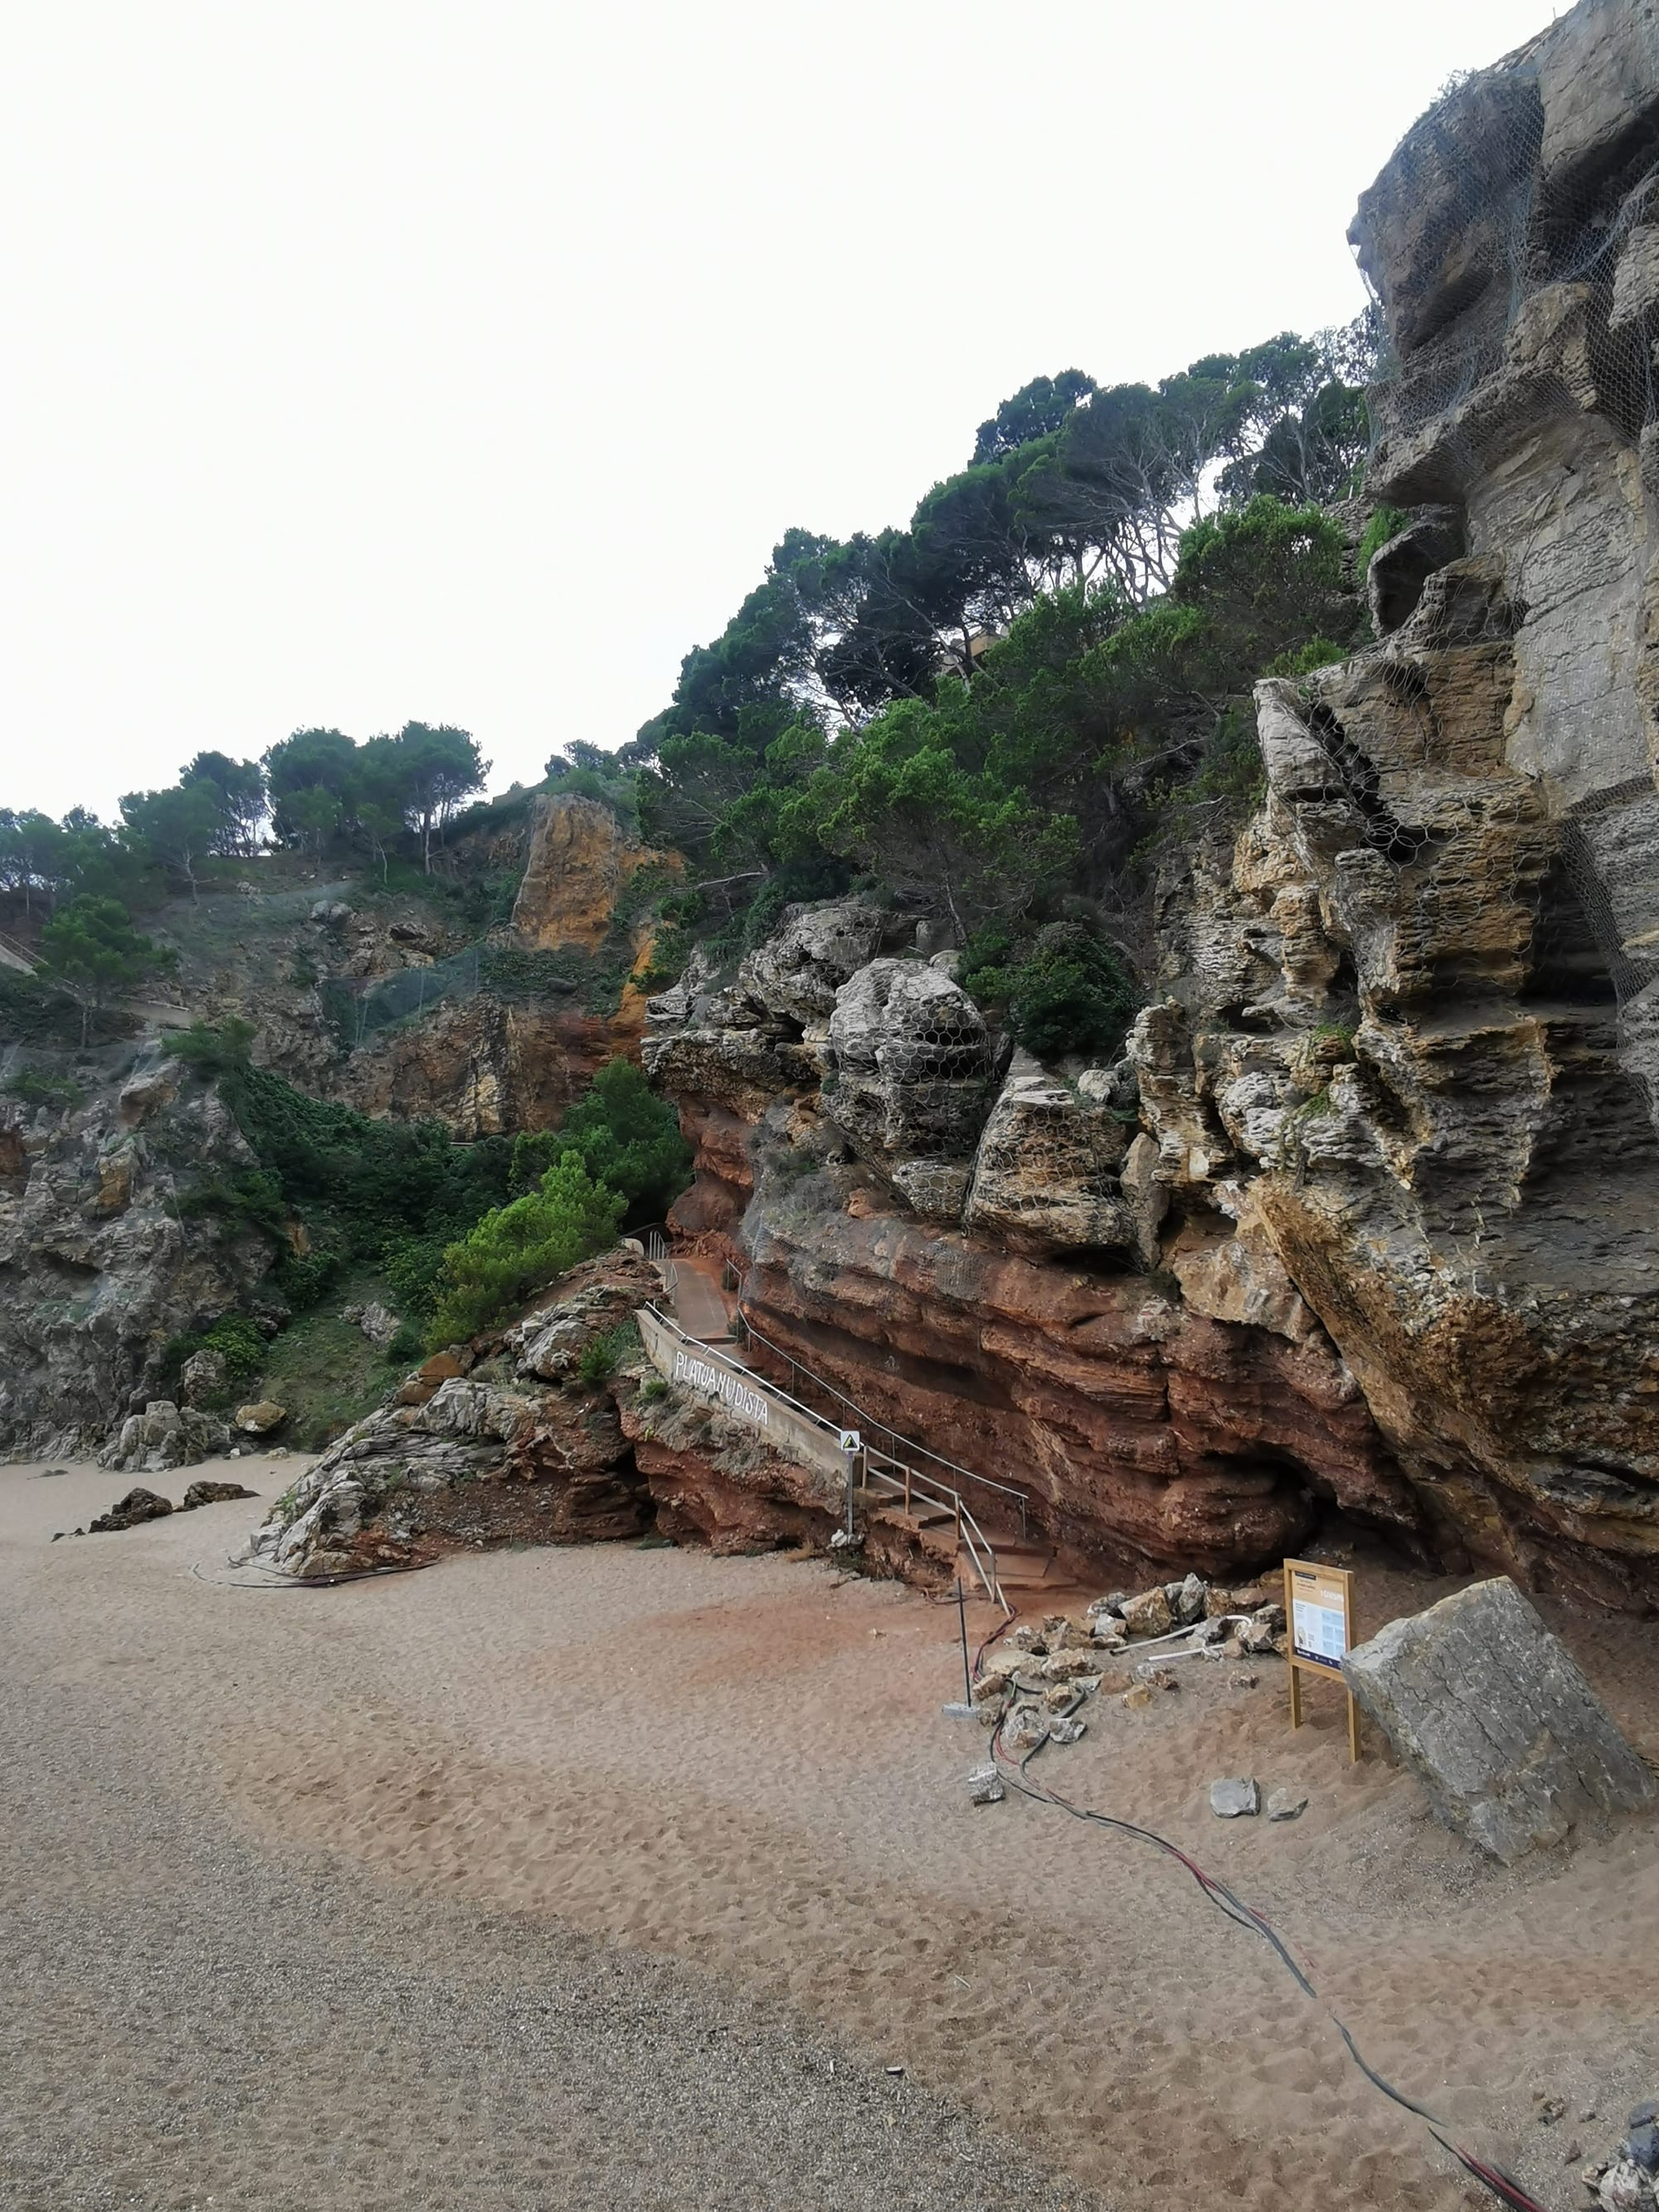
637, 1307, 852, 1492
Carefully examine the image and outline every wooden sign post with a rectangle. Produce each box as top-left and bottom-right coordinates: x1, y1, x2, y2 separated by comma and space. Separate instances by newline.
1282, 1557, 1361, 1763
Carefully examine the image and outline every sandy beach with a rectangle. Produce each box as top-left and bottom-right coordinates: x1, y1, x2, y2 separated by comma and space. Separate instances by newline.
4, 1456, 1656, 2211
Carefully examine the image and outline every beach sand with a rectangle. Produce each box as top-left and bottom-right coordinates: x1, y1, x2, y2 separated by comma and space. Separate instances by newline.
4, 1454, 1656, 2210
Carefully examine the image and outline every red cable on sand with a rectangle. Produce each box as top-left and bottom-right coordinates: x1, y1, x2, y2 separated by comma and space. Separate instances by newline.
978, 1630, 1553, 2212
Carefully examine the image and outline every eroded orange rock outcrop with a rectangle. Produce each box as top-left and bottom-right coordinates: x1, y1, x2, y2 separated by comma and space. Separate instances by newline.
510, 794, 677, 953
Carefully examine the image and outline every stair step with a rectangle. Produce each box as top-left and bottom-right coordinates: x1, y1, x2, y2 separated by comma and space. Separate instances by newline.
969, 1546, 1058, 1590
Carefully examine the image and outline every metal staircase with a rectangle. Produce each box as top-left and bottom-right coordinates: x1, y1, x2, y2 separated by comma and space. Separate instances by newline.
736, 1317, 1043, 1613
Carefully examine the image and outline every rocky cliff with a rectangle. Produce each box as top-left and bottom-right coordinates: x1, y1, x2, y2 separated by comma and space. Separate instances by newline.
0, 1045, 275, 1455
640, 1, 1659, 1610
1, 795, 659, 1455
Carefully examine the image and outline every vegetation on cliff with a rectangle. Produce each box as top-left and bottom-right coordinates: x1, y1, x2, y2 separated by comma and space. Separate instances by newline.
624, 324, 1374, 1012
167, 1023, 687, 1365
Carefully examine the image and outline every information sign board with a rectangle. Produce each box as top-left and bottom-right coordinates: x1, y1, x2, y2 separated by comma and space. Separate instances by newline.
1282, 1557, 1361, 1762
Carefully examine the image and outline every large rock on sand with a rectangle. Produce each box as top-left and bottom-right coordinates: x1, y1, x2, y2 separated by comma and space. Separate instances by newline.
98, 1400, 231, 1474
1342, 1578, 1655, 1864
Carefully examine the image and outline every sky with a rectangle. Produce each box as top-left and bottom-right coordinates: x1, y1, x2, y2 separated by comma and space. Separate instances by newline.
1, 0, 1561, 821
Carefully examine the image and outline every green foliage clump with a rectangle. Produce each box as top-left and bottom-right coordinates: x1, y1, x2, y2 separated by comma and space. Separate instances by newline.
508, 1056, 692, 1223
425, 1152, 624, 1347
173, 1016, 257, 1074
156, 1311, 269, 1401
3, 1065, 83, 1110
543, 741, 642, 831
633, 921, 691, 994
174, 1027, 688, 1347
200, 1314, 267, 1384
380, 1230, 458, 1326
383, 1319, 426, 1366
36, 896, 175, 1045
1357, 504, 1412, 577
577, 1316, 641, 1386
961, 922, 1139, 1061
173, 1020, 518, 1312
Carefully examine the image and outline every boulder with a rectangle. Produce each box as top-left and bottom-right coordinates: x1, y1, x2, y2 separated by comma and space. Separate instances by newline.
737, 899, 884, 1026
178, 1347, 227, 1407
1170, 1571, 1208, 1625
1342, 1578, 1656, 1864
1599, 2162, 1651, 2212
1119, 1586, 1174, 1639
825, 959, 995, 1216
180, 1479, 259, 1509
1002, 1706, 1048, 1755
88, 1487, 173, 1533
355, 1302, 400, 1348
97, 1401, 231, 1474
963, 1050, 1136, 1255
1209, 1777, 1261, 1819
1266, 1788, 1307, 1822
235, 1401, 287, 1435
237, 1259, 658, 1577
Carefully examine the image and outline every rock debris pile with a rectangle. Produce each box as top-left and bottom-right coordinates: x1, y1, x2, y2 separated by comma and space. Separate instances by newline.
963, 1575, 1288, 1792
1580, 2093, 1659, 2209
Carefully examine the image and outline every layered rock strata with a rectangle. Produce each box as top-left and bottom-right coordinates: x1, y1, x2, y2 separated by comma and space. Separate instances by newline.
637, 2, 1659, 1609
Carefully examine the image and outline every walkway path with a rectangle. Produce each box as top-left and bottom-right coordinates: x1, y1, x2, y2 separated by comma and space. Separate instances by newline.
669, 1250, 735, 1345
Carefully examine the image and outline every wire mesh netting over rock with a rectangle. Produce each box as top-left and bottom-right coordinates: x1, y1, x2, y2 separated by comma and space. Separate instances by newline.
1278, 13, 1659, 1147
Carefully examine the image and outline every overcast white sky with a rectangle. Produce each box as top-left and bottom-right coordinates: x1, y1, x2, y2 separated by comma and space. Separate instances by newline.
2, 0, 1559, 821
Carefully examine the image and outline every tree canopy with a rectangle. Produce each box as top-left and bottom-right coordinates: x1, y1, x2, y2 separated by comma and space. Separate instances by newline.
36, 894, 175, 1043
629, 317, 1373, 949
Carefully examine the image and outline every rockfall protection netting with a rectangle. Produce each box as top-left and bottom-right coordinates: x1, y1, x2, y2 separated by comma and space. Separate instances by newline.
327, 946, 484, 1049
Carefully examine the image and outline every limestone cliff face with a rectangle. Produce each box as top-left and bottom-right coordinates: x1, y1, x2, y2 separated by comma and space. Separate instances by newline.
644, 8, 1659, 1609
331, 996, 627, 1138
1, 801, 664, 1454
509, 794, 675, 953
0, 1048, 275, 1456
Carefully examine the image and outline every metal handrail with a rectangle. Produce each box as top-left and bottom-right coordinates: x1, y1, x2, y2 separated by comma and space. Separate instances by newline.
645, 1304, 847, 1440
858, 1446, 1007, 1615
645, 1302, 1010, 1612
645, 1229, 678, 1298
739, 1315, 1029, 1538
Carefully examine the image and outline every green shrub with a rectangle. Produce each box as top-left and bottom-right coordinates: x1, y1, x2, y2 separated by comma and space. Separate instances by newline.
3, 1066, 83, 1110
380, 1230, 456, 1322
963, 921, 1138, 1062
577, 1316, 641, 1387
384, 1319, 425, 1366
173, 1166, 288, 1235
201, 1313, 267, 1383
1357, 504, 1411, 576
633, 921, 690, 994
508, 1056, 691, 1221
424, 1151, 625, 1347
172, 1016, 255, 1074
1264, 636, 1350, 680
